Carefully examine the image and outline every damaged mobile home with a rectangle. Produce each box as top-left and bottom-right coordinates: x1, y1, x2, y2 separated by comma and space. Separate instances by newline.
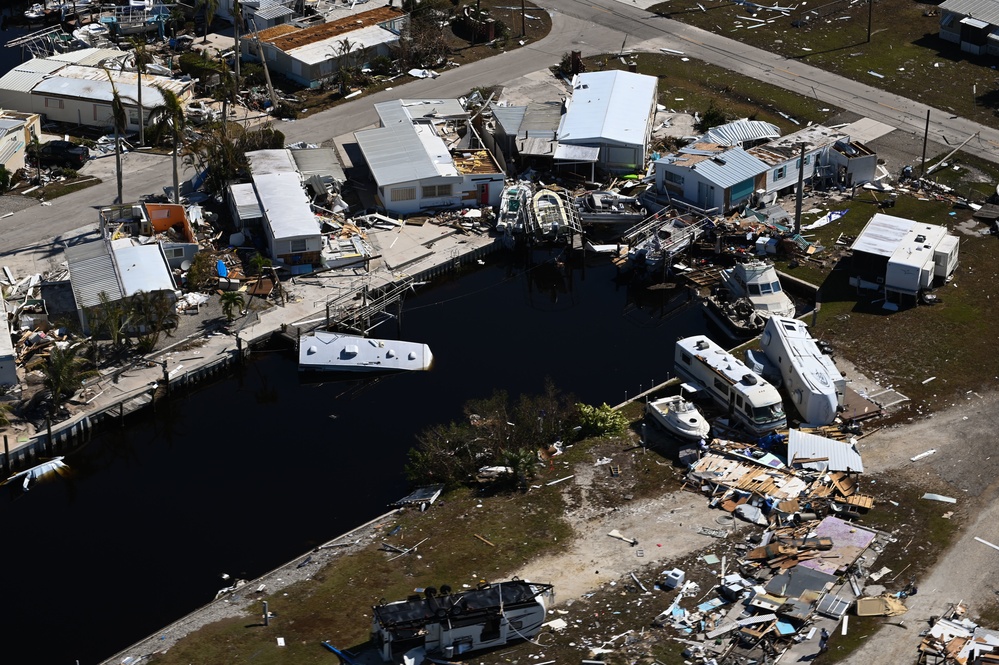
370, 580, 554, 662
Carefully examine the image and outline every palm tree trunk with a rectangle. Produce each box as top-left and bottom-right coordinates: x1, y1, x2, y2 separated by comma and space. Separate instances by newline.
115, 125, 123, 204
137, 64, 144, 147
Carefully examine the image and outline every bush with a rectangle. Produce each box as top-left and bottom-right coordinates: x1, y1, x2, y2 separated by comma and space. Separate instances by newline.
369, 55, 394, 77
272, 102, 299, 120
576, 402, 629, 438
240, 62, 265, 86
0, 165, 9, 194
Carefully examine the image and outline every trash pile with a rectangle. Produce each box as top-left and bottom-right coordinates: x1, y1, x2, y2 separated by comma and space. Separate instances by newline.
917, 602, 999, 664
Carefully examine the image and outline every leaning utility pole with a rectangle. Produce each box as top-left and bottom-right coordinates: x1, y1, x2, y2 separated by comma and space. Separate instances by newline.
249, 16, 279, 111
794, 142, 806, 235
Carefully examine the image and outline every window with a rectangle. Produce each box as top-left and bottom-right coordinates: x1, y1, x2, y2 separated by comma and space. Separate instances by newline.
94, 104, 111, 122
390, 187, 416, 202
771, 281, 782, 293
774, 166, 786, 180
713, 378, 729, 396
164, 247, 185, 259
804, 154, 811, 165
665, 171, 684, 185
290, 238, 307, 253
44, 97, 63, 109
681, 353, 691, 366
422, 184, 453, 198
748, 283, 762, 296
759, 282, 773, 295
735, 396, 744, 409
128, 110, 140, 126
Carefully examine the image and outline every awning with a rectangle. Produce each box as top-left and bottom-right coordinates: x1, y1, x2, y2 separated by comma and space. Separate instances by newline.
961, 16, 990, 29
553, 144, 600, 162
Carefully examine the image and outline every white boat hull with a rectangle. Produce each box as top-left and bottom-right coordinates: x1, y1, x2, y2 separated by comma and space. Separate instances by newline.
299, 331, 433, 373
647, 395, 711, 441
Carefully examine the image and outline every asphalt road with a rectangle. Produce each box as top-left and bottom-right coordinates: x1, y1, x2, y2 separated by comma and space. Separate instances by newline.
4, 1, 999, 259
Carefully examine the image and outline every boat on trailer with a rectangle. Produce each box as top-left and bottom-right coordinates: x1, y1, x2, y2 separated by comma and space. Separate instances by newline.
760, 316, 845, 426
299, 331, 433, 373
646, 391, 710, 441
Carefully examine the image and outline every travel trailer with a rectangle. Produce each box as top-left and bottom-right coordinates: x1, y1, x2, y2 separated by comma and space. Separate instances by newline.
761, 317, 845, 426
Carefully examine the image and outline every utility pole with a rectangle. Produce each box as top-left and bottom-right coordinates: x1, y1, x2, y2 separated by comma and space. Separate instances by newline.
867, 0, 873, 43
521, 0, 526, 37
920, 109, 930, 178
233, 0, 241, 112
794, 142, 806, 235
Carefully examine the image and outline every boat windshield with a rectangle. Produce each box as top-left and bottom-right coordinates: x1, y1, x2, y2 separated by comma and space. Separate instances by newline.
748, 283, 761, 296
771, 281, 782, 292
751, 402, 785, 423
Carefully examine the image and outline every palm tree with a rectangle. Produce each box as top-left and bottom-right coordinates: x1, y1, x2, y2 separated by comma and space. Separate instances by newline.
42, 344, 98, 418
197, 0, 219, 43
220, 291, 244, 323
130, 38, 148, 147
131, 290, 180, 354
103, 67, 130, 205
147, 85, 186, 203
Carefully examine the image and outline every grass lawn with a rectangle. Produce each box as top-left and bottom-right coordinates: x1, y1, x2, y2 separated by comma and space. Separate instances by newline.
647, 0, 999, 128
27, 176, 102, 200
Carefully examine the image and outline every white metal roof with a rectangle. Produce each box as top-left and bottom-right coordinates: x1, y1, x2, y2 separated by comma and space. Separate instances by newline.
702, 119, 781, 146
65, 239, 124, 309
253, 2, 295, 19
492, 105, 526, 136
941, 0, 999, 25
664, 146, 767, 189
375, 98, 467, 123
557, 70, 657, 146
111, 240, 175, 296
787, 429, 864, 473
254, 172, 319, 240
850, 213, 916, 257
355, 122, 452, 187
247, 148, 298, 175
47, 48, 129, 67
228, 182, 263, 220
290, 147, 345, 182
286, 24, 399, 65
554, 143, 599, 162
31, 65, 189, 107
0, 58, 66, 94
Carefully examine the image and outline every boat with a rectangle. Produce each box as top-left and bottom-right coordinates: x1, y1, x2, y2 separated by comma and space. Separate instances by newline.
298, 331, 433, 373
705, 259, 795, 337
674, 335, 787, 436
760, 316, 845, 426
24, 4, 48, 20
1, 457, 69, 491
72, 22, 111, 47
646, 392, 710, 441
573, 190, 646, 224
495, 182, 529, 234
624, 211, 712, 277
371, 580, 554, 662
530, 189, 568, 239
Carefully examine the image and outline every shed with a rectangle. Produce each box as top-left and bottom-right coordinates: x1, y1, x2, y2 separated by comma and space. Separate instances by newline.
787, 429, 864, 473
557, 70, 658, 173
939, 0, 999, 55
228, 182, 264, 230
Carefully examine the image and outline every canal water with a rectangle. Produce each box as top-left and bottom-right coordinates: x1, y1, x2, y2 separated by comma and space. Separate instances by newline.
2, 250, 727, 665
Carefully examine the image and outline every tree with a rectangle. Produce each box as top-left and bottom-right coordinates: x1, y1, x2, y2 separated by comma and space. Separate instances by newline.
41, 343, 98, 417
94, 291, 133, 349
196, 0, 220, 43
103, 67, 131, 205
577, 402, 629, 438
131, 290, 180, 353
696, 101, 728, 133
147, 85, 186, 203
500, 447, 536, 492
130, 38, 149, 147
400, 0, 453, 69
220, 291, 244, 322
184, 123, 284, 198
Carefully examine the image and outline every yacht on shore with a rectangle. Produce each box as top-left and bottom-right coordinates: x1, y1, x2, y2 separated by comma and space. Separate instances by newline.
704, 259, 795, 337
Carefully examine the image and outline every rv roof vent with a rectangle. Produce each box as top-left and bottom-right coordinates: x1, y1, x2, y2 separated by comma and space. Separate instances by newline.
712, 157, 727, 165
915, 234, 926, 243
695, 340, 709, 350
741, 373, 759, 386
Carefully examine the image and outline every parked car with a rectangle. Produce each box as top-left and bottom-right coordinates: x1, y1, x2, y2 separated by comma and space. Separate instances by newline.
27, 140, 90, 169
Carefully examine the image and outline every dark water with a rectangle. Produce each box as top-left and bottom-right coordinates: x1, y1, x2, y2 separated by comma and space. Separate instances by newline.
1, 250, 723, 665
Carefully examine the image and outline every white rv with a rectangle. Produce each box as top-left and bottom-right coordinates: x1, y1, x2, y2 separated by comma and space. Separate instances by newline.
761, 316, 845, 426
371, 580, 554, 662
675, 335, 787, 436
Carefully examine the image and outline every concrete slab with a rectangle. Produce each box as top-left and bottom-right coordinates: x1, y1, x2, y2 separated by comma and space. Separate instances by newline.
839, 118, 897, 144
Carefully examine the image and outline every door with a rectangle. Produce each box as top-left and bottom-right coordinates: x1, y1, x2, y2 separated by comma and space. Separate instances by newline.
477, 183, 489, 205
697, 181, 712, 208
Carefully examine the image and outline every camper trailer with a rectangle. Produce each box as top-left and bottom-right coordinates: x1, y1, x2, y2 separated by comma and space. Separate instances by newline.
371, 580, 554, 662
675, 335, 787, 436
761, 317, 845, 426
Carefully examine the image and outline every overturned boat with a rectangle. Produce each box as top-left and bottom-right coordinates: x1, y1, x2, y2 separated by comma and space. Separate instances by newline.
705, 259, 795, 337
646, 393, 710, 441
371, 580, 554, 662
761, 316, 845, 426
299, 331, 433, 373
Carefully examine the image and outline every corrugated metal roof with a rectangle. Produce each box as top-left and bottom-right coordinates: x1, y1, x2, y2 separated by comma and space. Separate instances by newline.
65, 239, 123, 310
376, 98, 467, 123
254, 172, 319, 240
48, 48, 129, 67
355, 122, 448, 186
228, 182, 263, 220
290, 147, 345, 182
287, 24, 397, 65
850, 213, 915, 257
558, 70, 656, 146
0, 139, 21, 165
554, 143, 599, 161
0, 59, 66, 94
492, 105, 526, 136
247, 148, 297, 175
0, 118, 25, 132
32, 65, 190, 107
941, 0, 999, 25
787, 429, 864, 473
702, 119, 781, 147
111, 240, 175, 296
253, 3, 295, 19
676, 147, 767, 189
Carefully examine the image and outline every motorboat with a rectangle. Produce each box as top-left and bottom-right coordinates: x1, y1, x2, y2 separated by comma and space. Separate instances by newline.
760, 316, 845, 426
72, 22, 111, 46
530, 189, 568, 239
299, 331, 433, 373
705, 259, 795, 337
496, 182, 529, 234
646, 393, 710, 441
24, 4, 48, 20
624, 211, 711, 277
573, 190, 646, 224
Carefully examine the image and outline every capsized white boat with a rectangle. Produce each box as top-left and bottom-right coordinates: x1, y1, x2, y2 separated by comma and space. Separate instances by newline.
646, 394, 710, 441
1, 457, 69, 491
760, 316, 845, 426
299, 331, 433, 373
